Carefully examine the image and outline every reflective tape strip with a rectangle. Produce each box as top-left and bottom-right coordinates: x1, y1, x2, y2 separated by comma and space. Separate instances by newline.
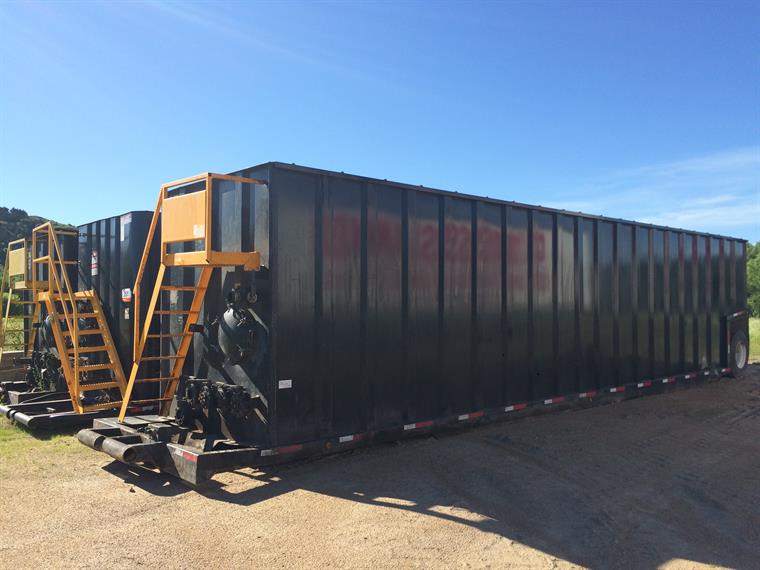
579, 391, 597, 398
721, 368, 732, 374
404, 420, 433, 431
169, 445, 198, 463
458, 410, 485, 421
505, 403, 528, 412
662, 377, 675, 384
337, 433, 366, 443
609, 386, 625, 393
278, 444, 304, 454
637, 381, 652, 388
261, 449, 276, 457
544, 396, 565, 405
685, 373, 697, 379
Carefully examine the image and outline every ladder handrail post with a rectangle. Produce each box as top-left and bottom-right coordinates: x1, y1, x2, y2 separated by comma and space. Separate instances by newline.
45, 223, 80, 398
29, 233, 39, 354
0, 255, 8, 357
34, 224, 78, 411
133, 189, 163, 363
0, 258, 10, 362
204, 174, 212, 262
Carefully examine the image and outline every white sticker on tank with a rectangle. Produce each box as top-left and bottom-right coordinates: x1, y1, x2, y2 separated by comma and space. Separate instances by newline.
278, 379, 292, 389
193, 224, 205, 238
124, 308, 130, 320
91, 251, 98, 276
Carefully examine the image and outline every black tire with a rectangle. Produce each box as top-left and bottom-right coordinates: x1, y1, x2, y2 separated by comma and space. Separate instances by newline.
729, 331, 749, 378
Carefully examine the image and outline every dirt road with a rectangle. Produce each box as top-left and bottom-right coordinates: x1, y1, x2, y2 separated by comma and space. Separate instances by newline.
1, 366, 759, 569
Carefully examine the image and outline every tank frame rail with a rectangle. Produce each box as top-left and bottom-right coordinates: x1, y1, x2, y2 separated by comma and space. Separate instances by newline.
80, 367, 738, 486
119, 173, 264, 422
0, 389, 125, 430
1, 238, 38, 363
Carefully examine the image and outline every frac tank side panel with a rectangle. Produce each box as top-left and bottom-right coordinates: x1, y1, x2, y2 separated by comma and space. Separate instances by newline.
208, 162, 750, 449
78, 211, 158, 368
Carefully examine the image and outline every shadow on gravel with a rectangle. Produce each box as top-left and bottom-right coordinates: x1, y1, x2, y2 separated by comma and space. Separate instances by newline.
101, 462, 196, 498
101, 365, 760, 568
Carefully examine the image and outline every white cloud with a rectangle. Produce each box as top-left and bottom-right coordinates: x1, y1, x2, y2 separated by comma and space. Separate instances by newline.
545, 147, 760, 239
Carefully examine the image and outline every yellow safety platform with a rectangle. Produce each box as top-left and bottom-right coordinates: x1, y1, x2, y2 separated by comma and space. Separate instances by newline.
118, 173, 263, 421
0, 238, 38, 363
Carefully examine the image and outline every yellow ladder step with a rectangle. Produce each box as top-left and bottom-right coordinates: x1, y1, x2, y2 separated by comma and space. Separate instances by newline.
62, 329, 103, 336
160, 286, 199, 291
140, 355, 181, 361
136, 377, 178, 383
82, 401, 120, 411
67, 345, 109, 354
57, 312, 99, 319
34, 256, 77, 265
77, 363, 114, 372
80, 381, 120, 391
131, 397, 174, 404
50, 293, 92, 300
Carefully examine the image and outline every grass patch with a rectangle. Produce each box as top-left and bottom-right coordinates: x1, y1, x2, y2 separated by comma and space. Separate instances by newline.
0, 416, 84, 464
750, 317, 759, 363
2, 316, 25, 352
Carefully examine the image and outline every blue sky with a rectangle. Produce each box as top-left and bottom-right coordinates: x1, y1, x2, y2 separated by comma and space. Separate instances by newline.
1, 1, 758, 240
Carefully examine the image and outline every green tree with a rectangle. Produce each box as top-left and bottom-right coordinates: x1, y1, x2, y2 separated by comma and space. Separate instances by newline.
1, 207, 73, 316
748, 241, 760, 317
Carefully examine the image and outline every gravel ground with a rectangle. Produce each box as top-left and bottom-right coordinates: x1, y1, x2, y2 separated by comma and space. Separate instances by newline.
1, 365, 759, 569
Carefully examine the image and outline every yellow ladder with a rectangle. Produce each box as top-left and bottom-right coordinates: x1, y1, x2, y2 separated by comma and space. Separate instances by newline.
0, 238, 38, 363
32, 223, 127, 413
118, 173, 263, 421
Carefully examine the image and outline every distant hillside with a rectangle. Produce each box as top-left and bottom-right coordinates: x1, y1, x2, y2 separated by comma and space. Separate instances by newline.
0, 207, 74, 268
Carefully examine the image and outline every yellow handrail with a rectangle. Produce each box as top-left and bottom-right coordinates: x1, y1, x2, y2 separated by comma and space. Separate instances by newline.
132, 189, 163, 363
0, 255, 8, 358
33, 223, 81, 402
120, 173, 264, 421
